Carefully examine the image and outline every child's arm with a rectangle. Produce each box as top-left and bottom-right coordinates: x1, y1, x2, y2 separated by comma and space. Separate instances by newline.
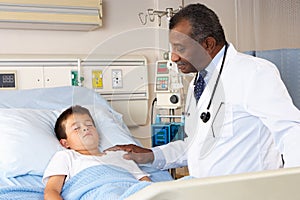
44, 175, 66, 200
139, 176, 151, 182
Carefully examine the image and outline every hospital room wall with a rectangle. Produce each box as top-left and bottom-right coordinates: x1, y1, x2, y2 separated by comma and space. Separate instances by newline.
0, 0, 156, 55
0, 0, 240, 66
0, 0, 297, 55
0, 0, 170, 148
0, 0, 236, 148
0, 0, 298, 147
124, 0, 300, 147
0, 0, 160, 147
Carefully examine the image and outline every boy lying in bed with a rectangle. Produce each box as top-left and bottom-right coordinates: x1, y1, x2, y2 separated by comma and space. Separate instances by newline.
43, 105, 151, 200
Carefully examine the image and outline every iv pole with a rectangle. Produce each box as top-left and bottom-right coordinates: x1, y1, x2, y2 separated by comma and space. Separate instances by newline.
140, 1, 186, 179
138, 0, 184, 26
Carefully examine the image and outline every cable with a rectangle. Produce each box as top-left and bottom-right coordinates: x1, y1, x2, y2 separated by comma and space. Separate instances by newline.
150, 98, 157, 124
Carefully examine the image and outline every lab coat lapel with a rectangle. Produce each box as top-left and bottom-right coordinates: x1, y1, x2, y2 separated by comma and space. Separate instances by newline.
187, 44, 238, 177
190, 52, 228, 159
196, 64, 220, 111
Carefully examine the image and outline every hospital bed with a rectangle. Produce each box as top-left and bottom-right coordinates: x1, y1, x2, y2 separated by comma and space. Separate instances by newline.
127, 167, 300, 200
1, 86, 300, 200
0, 86, 173, 199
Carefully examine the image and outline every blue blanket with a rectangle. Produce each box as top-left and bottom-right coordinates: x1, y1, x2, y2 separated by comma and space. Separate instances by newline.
61, 165, 152, 200
0, 165, 173, 200
0, 186, 44, 200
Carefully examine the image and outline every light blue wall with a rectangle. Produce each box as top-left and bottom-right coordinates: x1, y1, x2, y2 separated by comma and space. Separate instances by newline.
246, 49, 300, 110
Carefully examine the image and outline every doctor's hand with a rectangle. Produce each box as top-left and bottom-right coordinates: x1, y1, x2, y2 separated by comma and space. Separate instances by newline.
105, 144, 154, 164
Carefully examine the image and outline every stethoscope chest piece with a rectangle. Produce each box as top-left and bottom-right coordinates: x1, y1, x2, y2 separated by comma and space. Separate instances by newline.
200, 111, 210, 123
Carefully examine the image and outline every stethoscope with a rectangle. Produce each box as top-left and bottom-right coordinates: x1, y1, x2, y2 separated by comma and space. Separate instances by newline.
186, 42, 229, 123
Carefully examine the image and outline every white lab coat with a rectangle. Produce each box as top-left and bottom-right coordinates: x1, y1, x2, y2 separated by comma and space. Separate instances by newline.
156, 44, 300, 178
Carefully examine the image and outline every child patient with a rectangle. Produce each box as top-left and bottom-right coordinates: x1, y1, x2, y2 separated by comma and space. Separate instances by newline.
43, 105, 150, 200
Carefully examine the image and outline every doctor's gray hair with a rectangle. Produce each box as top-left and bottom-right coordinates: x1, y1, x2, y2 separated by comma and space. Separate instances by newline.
169, 3, 226, 45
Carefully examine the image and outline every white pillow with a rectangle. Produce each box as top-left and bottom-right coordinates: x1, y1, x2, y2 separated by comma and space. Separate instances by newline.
0, 105, 139, 178
85, 104, 140, 151
0, 108, 63, 178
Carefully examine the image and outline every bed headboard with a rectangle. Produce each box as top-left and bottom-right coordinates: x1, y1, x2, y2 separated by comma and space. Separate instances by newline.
126, 167, 300, 200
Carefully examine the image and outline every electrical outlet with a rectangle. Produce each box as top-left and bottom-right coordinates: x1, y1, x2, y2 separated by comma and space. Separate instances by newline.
112, 69, 123, 88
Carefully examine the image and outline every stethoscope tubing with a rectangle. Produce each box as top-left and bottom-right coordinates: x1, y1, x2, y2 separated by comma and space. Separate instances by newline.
185, 42, 229, 122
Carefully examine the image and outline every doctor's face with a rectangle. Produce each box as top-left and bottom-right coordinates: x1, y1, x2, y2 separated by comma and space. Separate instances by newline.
169, 19, 211, 73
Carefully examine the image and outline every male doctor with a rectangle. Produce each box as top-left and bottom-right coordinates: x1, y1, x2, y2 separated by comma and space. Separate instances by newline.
107, 3, 300, 178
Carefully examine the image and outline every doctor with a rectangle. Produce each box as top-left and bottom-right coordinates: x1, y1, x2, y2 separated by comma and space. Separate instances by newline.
107, 3, 300, 178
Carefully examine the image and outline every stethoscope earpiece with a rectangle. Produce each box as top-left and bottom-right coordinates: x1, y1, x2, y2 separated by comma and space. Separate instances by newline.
200, 112, 210, 123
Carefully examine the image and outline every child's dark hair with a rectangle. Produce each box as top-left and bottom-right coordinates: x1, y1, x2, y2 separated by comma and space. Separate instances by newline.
54, 105, 95, 140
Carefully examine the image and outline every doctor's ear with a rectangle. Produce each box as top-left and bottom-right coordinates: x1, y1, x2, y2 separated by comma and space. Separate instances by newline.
202, 37, 217, 54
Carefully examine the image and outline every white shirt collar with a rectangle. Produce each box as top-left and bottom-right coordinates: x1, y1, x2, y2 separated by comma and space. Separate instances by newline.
200, 45, 227, 83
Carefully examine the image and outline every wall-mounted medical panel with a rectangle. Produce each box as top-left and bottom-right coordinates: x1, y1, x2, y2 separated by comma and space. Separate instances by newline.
0, 56, 149, 127
0, 0, 102, 31
82, 57, 148, 101
0, 70, 17, 89
0, 59, 78, 89
43, 67, 74, 88
81, 56, 149, 126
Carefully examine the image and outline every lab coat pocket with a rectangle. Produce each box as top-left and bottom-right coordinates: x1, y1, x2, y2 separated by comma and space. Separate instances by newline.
198, 102, 234, 159
211, 102, 233, 139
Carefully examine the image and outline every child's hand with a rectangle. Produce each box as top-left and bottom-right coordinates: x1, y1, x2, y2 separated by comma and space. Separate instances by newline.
139, 176, 151, 182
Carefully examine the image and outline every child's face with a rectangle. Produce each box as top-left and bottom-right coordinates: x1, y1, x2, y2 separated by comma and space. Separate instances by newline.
61, 113, 99, 152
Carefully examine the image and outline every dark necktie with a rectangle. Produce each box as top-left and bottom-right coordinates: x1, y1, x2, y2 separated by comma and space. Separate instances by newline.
194, 70, 207, 103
